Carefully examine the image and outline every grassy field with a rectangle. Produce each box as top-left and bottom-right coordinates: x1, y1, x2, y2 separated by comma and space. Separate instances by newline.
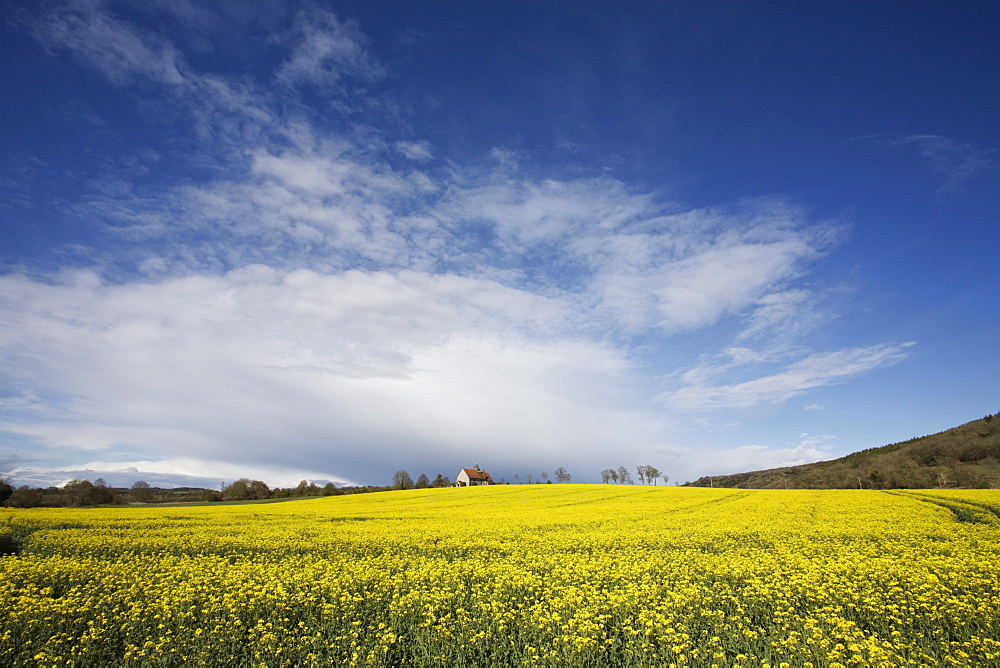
2, 486, 999, 666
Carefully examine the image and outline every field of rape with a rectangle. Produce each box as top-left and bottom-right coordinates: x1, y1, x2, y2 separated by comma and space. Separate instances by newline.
2, 486, 1000, 667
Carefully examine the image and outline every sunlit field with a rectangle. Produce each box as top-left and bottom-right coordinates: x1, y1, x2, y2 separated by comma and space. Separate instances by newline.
3, 486, 999, 666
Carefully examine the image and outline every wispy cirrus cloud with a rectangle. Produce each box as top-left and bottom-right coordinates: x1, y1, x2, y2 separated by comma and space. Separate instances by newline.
396, 141, 433, 162
860, 133, 997, 198
276, 9, 385, 90
27, 0, 277, 156
72, 116, 837, 340
902, 134, 994, 197
434, 179, 835, 332
658, 343, 915, 411
29, 0, 186, 86
26, 2, 839, 340
737, 289, 819, 342
902, 134, 995, 197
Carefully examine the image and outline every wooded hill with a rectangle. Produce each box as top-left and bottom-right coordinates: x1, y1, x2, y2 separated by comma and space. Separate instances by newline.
686, 412, 1000, 489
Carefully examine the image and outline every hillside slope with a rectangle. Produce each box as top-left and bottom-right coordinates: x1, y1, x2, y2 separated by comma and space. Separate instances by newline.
687, 413, 1000, 489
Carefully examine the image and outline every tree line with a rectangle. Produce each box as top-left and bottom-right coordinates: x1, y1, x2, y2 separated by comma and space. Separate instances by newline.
600, 465, 668, 485
0, 477, 392, 508
1, 463, 672, 508
389, 465, 667, 487
390, 468, 573, 488
390, 472, 454, 489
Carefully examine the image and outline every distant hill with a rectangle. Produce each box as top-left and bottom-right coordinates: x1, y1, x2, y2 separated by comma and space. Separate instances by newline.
687, 412, 1000, 489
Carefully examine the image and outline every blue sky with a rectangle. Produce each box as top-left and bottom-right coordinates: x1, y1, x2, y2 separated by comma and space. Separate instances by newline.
1, 1, 997, 489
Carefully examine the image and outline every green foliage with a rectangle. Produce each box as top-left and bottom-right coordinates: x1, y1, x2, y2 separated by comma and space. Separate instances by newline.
0, 527, 16, 555
6, 487, 43, 508
62, 479, 114, 507
3, 480, 397, 508
687, 414, 1000, 489
222, 478, 270, 501
291, 480, 322, 497
222, 479, 250, 501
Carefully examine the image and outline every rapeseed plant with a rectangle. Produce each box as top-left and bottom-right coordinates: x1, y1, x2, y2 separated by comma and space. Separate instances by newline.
1, 486, 998, 666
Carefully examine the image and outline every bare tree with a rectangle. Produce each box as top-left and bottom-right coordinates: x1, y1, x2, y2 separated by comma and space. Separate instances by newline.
130, 480, 152, 503
647, 466, 661, 486
600, 469, 613, 483
541, 471, 549, 483
513, 474, 520, 484
554, 467, 571, 483
635, 465, 665, 485
415, 474, 430, 489
63, 479, 112, 506
618, 466, 631, 484
526, 474, 533, 484
391, 470, 414, 490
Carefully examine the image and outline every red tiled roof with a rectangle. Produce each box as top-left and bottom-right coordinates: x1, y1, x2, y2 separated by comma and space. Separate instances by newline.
462, 468, 493, 481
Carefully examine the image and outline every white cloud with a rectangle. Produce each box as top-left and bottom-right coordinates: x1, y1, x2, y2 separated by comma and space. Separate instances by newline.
29, 0, 278, 156
91, 135, 442, 271
862, 134, 997, 198
439, 176, 650, 248
676, 346, 777, 387
30, 4, 841, 342
81, 122, 838, 341
32, 0, 186, 87
436, 180, 834, 332
275, 9, 385, 89
902, 134, 994, 196
657, 432, 840, 483
640, 235, 813, 330
707, 434, 836, 476
0, 267, 663, 485
4, 3, 920, 486
737, 289, 817, 341
591, 222, 829, 331
658, 343, 915, 411
396, 141, 433, 161
6, 459, 342, 490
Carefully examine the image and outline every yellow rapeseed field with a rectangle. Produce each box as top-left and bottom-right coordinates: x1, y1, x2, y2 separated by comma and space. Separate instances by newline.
2, 485, 999, 666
